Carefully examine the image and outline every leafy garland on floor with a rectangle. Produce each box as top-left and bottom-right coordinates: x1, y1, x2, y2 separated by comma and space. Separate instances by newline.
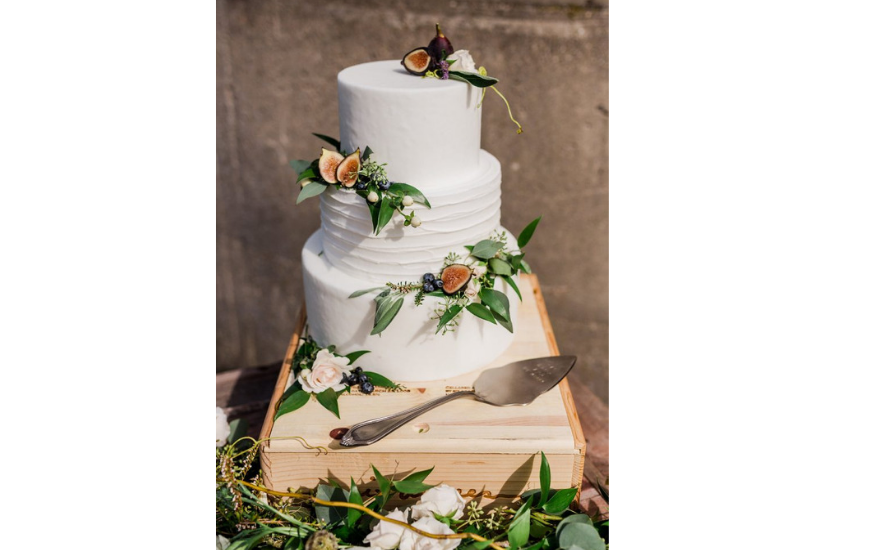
274, 335, 403, 420
216, 434, 608, 550
351, 217, 540, 336
291, 134, 431, 235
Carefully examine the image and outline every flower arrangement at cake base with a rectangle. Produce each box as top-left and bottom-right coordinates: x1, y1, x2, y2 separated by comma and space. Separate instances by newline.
216, 424, 608, 550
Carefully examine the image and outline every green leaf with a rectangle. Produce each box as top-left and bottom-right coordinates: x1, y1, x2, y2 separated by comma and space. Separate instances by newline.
510, 254, 524, 272
489, 258, 513, 276
435, 304, 463, 334
466, 302, 497, 324
371, 296, 404, 335
424, 290, 445, 298
471, 239, 503, 260
503, 275, 522, 301
315, 387, 340, 418
347, 478, 363, 527
392, 478, 434, 494
558, 523, 604, 550
555, 514, 592, 538
464, 245, 475, 252
520, 259, 532, 274
449, 70, 499, 88
539, 452, 551, 507
517, 216, 542, 249
227, 417, 248, 444
367, 196, 381, 232
479, 288, 510, 322
507, 497, 532, 550
315, 483, 346, 524
289, 159, 312, 175
363, 371, 398, 389
542, 487, 579, 515
493, 310, 514, 333
274, 389, 311, 419
401, 467, 434, 484
372, 465, 391, 499
375, 195, 395, 235
312, 133, 341, 151
296, 167, 317, 182
296, 182, 327, 204
344, 350, 370, 364
349, 287, 385, 299
388, 182, 431, 208
362, 146, 373, 160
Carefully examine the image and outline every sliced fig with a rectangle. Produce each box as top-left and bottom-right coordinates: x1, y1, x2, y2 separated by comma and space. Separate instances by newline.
427, 23, 453, 64
318, 148, 344, 183
401, 47, 432, 76
440, 264, 471, 295
335, 149, 361, 188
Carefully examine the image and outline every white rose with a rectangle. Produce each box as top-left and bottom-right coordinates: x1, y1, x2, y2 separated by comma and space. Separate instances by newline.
297, 349, 352, 393
364, 508, 408, 549
398, 516, 460, 550
410, 485, 466, 521
216, 407, 230, 447
446, 50, 477, 74
216, 535, 231, 550
464, 279, 479, 300
471, 265, 487, 278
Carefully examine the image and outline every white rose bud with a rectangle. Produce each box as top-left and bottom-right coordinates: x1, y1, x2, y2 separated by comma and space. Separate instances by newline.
464, 279, 479, 300
367, 191, 379, 203
446, 49, 478, 74
410, 484, 467, 521
402, 195, 414, 207
216, 534, 231, 550
472, 265, 487, 278
297, 349, 352, 393
363, 508, 408, 549
410, 215, 422, 228
398, 516, 460, 550
216, 407, 230, 448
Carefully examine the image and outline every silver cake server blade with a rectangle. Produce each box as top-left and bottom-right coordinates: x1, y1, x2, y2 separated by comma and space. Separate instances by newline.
339, 355, 576, 447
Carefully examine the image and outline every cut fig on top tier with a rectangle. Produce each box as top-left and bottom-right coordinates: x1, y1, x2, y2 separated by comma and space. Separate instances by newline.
401, 47, 432, 76
318, 148, 344, 183
336, 150, 361, 188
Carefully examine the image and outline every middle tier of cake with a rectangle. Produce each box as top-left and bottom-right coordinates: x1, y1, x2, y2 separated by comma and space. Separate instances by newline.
320, 149, 502, 283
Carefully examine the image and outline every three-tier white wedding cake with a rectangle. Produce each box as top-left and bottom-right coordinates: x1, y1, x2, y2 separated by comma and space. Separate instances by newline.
302, 60, 520, 382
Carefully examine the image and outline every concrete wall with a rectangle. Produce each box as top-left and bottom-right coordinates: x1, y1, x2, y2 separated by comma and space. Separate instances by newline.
217, 0, 609, 402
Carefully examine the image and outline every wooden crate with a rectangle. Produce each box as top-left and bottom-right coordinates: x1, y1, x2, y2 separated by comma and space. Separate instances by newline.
259, 274, 586, 502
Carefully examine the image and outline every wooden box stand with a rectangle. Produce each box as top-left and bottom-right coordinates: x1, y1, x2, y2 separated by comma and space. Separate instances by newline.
260, 274, 586, 502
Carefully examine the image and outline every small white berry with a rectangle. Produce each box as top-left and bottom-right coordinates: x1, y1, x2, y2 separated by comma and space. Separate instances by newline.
367, 191, 379, 203
410, 215, 422, 228
402, 195, 414, 207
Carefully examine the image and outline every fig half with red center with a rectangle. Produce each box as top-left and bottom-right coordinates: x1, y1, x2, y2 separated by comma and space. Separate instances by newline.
318, 148, 344, 183
401, 47, 432, 76
335, 150, 361, 188
440, 264, 472, 294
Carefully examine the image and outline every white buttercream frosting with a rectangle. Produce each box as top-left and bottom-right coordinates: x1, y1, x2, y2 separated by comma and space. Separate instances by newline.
338, 60, 482, 191
320, 150, 502, 282
302, 230, 518, 381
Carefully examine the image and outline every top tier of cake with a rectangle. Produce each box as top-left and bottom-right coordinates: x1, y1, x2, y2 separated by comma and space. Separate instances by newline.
338, 60, 483, 190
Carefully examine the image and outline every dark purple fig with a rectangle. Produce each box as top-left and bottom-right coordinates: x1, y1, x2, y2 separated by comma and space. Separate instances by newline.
440, 264, 471, 294
318, 148, 343, 183
336, 150, 361, 188
401, 47, 432, 75
427, 23, 453, 63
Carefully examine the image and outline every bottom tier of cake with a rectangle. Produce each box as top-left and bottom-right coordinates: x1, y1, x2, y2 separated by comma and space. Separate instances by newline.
302, 229, 519, 381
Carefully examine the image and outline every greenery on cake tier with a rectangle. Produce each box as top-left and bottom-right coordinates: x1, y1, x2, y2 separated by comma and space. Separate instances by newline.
216, 429, 608, 550
291, 134, 431, 235
351, 217, 541, 336
274, 335, 403, 420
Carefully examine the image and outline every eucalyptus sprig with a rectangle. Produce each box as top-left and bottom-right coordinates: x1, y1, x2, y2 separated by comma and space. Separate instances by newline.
351, 216, 541, 336
290, 134, 432, 235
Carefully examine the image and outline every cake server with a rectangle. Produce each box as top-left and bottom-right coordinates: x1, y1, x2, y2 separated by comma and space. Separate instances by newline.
339, 355, 576, 447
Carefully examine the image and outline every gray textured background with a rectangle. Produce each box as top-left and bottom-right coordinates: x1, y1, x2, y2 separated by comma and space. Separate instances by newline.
217, 0, 609, 402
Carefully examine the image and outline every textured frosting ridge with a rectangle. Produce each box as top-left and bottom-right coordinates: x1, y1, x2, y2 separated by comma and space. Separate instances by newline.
337, 60, 482, 192
320, 150, 502, 282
